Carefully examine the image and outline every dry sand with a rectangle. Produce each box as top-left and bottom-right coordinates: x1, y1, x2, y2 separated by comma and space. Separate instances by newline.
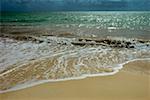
0, 60, 150, 100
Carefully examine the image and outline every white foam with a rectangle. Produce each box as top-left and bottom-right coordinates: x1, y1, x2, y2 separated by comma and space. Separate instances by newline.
0, 58, 149, 94
0, 36, 150, 93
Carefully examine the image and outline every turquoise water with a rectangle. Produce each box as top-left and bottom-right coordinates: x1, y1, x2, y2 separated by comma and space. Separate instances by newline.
0, 12, 150, 92
1, 12, 150, 27
1, 11, 150, 38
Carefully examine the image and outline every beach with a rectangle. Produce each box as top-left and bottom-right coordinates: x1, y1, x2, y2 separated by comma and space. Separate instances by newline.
0, 60, 149, 100
0, 11, 150, 100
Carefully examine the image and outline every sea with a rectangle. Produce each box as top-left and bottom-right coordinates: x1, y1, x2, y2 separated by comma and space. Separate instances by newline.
0, 11, 150, 92
1, 11, 150, 38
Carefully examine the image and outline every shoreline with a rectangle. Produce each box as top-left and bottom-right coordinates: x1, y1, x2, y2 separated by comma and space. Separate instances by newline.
0, 58, 149, 94
0, 11, 150, 100
0, 59, 149, 100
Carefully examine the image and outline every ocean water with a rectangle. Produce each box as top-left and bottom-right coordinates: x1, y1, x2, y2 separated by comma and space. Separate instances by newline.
1, 11, 150, 39
0, 11, 150, 92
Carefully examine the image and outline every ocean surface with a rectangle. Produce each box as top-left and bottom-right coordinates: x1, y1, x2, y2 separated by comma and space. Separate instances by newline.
0, 11, 150, 92
1, 11, 150, 39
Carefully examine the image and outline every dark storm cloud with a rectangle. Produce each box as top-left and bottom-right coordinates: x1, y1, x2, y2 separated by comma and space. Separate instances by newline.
1, 0, 150, 12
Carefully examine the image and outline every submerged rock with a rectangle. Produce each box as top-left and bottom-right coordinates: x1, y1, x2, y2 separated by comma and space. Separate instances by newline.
71, 37, 149, 49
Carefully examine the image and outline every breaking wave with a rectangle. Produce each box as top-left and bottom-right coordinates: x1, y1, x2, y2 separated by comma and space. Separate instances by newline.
0, 36, 150, 93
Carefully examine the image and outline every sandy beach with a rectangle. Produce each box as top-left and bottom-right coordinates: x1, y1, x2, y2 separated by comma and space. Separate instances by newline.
0, 60, 149, 100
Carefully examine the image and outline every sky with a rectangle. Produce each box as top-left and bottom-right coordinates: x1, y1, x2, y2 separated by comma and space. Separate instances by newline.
1, 0, 150, 12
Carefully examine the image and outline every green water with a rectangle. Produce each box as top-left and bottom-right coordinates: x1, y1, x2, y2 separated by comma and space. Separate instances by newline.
1, 11, 150, 39
0, 12, 150, 92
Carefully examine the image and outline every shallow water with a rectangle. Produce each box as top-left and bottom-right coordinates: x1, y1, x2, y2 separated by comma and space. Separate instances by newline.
0, 11, 150, 92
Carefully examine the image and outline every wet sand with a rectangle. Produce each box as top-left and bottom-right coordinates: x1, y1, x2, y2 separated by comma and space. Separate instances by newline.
0, 60, 150, 100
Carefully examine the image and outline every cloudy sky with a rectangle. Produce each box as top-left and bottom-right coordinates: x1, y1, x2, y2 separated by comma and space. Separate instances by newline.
1, 0, 150, 12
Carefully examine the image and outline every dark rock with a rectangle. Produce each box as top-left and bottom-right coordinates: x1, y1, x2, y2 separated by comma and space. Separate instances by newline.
129, 46, 135, 48
78, 39, 83, 41
3, 35, 7, 38
125, 45, 129, 48
116, 41, 121, 45
71, 42, 87, 46
126, 42, 132, 45
126, 45, 134, 48
42, 34, 54, 36
62, 43, 67, 45
38, 40, 44, 43
85, 39, 92, 42
104, 40, 111, 45
111, 41, 116, 44
138, 40, 145, 43
32, 38, 37, 42
118, 44, 125, 48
